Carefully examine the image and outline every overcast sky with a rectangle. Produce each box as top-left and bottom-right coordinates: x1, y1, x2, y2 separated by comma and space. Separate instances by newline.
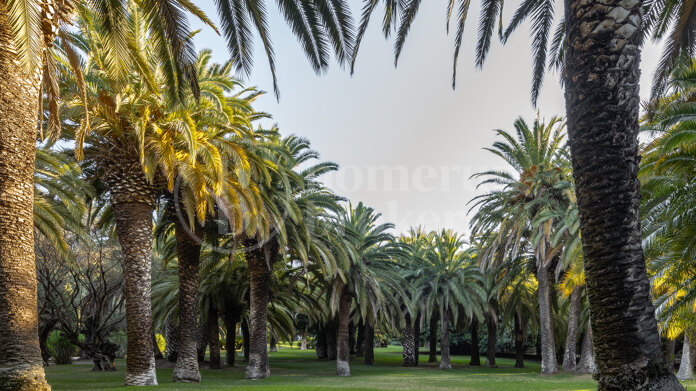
191, 1, 663, 237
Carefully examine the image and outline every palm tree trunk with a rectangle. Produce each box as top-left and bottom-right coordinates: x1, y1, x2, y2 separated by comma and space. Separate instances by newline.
241, 320, 250, 361
245, 240, 272, 379
413, 312, 421, 366
562, 286, 583, 372
429, 316, 438, 363
676, 335, 696, 381
165, 313, 179, 362
364, 322, 374, 365
537, 263, 558, 374
514, 312, 525, 368
439, 309, 451, 370
577, 322, 596, 374
485, 315, 497, 367
326, 323, 337, 361
336, 287, 352, 376
316, 327, 327, 359
402, 313, 417, 367
301, 328, 308, 351
0, 11, 50, 388
208, 307, 220, 370
197, 318, 208, 362
349, 322, 357, 354
564, 0, 683, 387
173, 219, 202, 382
223, 304, 239, 367
356, 324, 365, 357
470, 321, 481, 366
664, 338, 676, 373
111, 193, 158, 386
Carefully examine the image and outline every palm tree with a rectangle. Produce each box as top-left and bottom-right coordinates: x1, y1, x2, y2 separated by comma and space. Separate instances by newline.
408, 229, 486, 370
470, 116, 569, 374
352, 0, 684, 386
332, 202, 405, 376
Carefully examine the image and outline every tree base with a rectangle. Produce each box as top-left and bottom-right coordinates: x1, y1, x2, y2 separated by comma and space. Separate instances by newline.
124, 359, 158, 386
336, 360, 350, 376
245, 354, 270, 380
0, 365, 51, 391
439, 362, 451, 370
172, 362, 201, 383
598, 368, 685, 391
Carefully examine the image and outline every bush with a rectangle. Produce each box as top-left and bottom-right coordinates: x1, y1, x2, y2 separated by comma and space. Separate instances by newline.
47, 331, 78, 365
108, 330, 128, 358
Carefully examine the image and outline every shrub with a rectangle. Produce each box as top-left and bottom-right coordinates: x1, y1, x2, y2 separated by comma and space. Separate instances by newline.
47, 331, 78, 365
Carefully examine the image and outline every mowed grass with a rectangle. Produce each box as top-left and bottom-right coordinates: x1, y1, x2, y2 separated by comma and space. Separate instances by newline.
46, 345, 602, 391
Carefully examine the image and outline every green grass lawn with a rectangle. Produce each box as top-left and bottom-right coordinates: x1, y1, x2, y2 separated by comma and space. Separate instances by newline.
43, 346, 690, 391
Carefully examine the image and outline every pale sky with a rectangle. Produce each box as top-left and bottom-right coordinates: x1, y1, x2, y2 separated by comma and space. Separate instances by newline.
192, 1, 663, 237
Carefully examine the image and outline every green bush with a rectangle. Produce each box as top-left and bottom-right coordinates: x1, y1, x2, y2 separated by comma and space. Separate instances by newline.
47, 331, 78, 365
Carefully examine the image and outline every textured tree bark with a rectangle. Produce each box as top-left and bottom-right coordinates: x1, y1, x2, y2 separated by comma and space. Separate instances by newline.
356, 324, 365, 357
413, 312, 421, 366
564, 0, 683, 387
165, 313, 179, 362
241, 320, 250, 361
676, 336, 696, 381
402, 313, 417, 367
316, 327, 327, 359
470, 321, 481, 366
245, 240, 273, 379
537, 263, 558, 374
348, 322, 356, 355
514, 313, 525, 368
222, 303, 239, 367
485, 315, 497, 367
439, 309, 451, 370
664, 338, 675, 373
269, 335, 277, 352
0, 9, 50, 389
336, 288, 352, 376
364, 323, 374, 365
563, 286, 583, 372
197, 318, 208, 362
429, 316, 438, 363
577, 323, 596, 374
300, 329, 308, 351
208, 308, 220, 370
173, 219, 202, 382
112, 197, 158, 386
326, 323, 337, 361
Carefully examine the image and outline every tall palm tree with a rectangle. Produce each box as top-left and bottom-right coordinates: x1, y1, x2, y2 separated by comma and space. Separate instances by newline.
470, 116, 570, 374
408, 229, 486, 370
332, 202, 405, 376
0, 0, 353, 386
352, 0, 685, 386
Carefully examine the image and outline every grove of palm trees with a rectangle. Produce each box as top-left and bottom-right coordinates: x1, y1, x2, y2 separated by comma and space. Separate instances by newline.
1, 0, 696, 390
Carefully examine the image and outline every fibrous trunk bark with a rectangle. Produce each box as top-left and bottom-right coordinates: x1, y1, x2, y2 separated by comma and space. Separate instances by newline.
563, 286, 583, 372
413, 312, 421, 366
485, 315, 497, 368
429, 316, 438, 363
676, 335, 696, 381
165, 313, 179, 362
173, 218, 202, 382
514, 312, 525, 368
197, 318, 208, 362
336, 287, 352, 376
245, 240, 273, 379
0, 9, 50, 388
111, 191, 158, 386
356, 324, 365, 357
470, 321, 480, 366
564, 0, 683, 387
348, 322, 356, 355
578, 322, 596, 375
301, 329, 308, 351
364, 323, 374, 365
439, 309, 451, 370
664, 338, 676, 373
208, 307, 220, 370
326, 323, 337, 361
316, 327, 327, 359
241, 320, 250, 361
537, 263, 558, 374
402, 313, 417, 367
223, 303, 239, 367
